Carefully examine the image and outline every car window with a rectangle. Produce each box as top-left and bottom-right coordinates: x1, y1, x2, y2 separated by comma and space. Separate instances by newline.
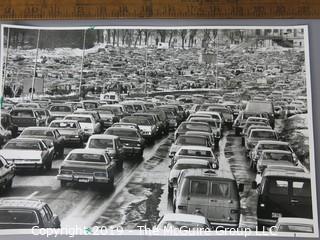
176, 136, 207, 146
292, 180, 311, 197
50, 122, 77, 128
44, 205, 53, 219
4, 141, 41, 150
65, 117, 91, 123
251, 131, 275, 139
50, 106, 72, 112
134, 105, 143, 111
67, 153, 106, 163
88, 139, 114, 149
11, 110, 34, 117
0, 210, 39, 225
106, 129, 138, 138
268, 179, 289, 195
39, 208, 49, 223
211, 183, 230, 198
190, 180, 208, 195
54, 130, 61, 138
0, 159, 3, 168
179, 149, 213, 157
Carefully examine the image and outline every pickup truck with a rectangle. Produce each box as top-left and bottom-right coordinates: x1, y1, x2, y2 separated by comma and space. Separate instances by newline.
0, 156, 15, 192
10, 108, 43, 134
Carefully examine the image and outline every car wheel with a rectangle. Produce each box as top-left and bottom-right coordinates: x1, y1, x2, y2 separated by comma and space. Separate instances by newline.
60, 180, 67, 187
5, 179, 13, 190
45, 161, 52, 171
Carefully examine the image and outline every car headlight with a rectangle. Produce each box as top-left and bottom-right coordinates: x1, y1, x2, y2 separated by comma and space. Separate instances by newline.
137, 143, 141, 147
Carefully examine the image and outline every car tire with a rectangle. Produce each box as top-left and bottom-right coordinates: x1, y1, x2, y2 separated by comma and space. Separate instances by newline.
5, 179, 13, 190
60, 180, 67, 187
45, 161, 52, 171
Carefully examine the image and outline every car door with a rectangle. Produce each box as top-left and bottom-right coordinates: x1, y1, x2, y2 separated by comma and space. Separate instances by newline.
286, 178, 312, 218
208, 181, 236, 223
187, 179, 209, 216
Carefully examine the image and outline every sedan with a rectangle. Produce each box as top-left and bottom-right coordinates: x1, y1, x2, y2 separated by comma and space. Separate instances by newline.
120, 116, 156, 142
19, 127, 65, 158
174, 122, 213, 141
57, 149, 116, 189
0, 138, 54, 170
0, 156, 15, 192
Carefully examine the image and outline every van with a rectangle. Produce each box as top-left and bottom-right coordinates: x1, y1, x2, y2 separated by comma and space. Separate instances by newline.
252, 169, 312, 230
173, 169, 244, 228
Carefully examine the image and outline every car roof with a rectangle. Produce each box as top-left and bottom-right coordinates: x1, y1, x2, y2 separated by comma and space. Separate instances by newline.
182, 169, 236, 180
107, 127, 137, 132
0, 198, 46, 210
261, 149, 292, 154
68, 149, 106, 155
178, 145, 212, 151
277, 217, 314, 225
65, 114, 93, 118
161, 213, 207, 223
263, 169, 310, 179
88, 134, 119, 140
175, 158, 210, 165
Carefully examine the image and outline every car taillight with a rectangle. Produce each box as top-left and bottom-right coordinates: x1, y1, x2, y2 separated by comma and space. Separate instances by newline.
260, 203, 265, 208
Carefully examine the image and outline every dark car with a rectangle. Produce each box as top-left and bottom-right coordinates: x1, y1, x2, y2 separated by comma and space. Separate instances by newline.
120, 116, 156, 142
10, 108, 43, 133
57, 149, 116, 189
149, 109, 170, 134
1, 113, 18, 138
105, 127, 145, 158
0, 198, 60, 229
19, 127, 65, 158
0, 156, 15, 192
245, 101, 275, 128
252, 169, 312, 230
133, 113, 163, 137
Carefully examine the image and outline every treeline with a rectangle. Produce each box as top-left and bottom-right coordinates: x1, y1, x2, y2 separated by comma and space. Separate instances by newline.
4, 28, 251, 50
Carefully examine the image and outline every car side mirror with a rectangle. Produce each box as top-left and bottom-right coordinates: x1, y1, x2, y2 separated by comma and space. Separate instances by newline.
238, 183, 245, 192
251, 181, 257, 189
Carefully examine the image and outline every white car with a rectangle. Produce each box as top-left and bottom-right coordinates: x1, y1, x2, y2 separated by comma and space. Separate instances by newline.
64, 114, 101, 138
0, 138, 54, 170
275, 217, 314, 233
157, 213, 211, 230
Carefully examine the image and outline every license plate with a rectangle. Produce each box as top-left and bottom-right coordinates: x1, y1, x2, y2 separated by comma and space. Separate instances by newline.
272, 212, 282, 218
78, 178, 89, 183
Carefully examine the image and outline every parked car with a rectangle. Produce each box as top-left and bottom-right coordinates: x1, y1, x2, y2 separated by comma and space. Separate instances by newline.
0, 198, 61, 229
10, 108, 43, 133
96, 109, 118, 129
19, 127, 65, 158
133, 113, 163, 137
252, 169, 312, 230
245, 129, 278, 155
49, 120, 84, 147
233, 111, 268, 136
0, 155, 15, 192
188, 117, 222, 144
157, 213, 211, 230
174, 122, 213, 141
168, 158, 212, 195
207, 106, 234, 129
275, 217, 314, 233
64, 114, 102, 140
0, 138, 54, 170
1, 112, 18, 138
245, 101, 275, 128
174, 169, 243, 228
86, 134, 124, 170
256, 150, 300, 174
47, 104, 73, 124
249, 140, 298, 171
105, 127, 145, 158
121, 116, 156, 142
57, 149, 116, 189
169, 135, 214, 158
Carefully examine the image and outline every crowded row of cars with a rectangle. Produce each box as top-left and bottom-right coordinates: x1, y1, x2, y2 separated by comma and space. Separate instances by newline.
0, 93, 313, 232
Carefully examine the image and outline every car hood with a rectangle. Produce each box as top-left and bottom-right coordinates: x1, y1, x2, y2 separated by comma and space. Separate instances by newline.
0, 149, 42, 160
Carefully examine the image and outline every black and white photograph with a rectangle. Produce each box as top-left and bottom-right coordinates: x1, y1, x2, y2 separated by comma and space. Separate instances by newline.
0, 25, 317, 237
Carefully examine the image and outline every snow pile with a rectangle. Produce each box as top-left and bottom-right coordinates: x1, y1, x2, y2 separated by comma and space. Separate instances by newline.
280, 114, 310, 168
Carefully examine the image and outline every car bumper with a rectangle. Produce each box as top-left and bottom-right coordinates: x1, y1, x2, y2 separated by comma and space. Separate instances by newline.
257, 218, 277, 227
122, 146, 143, 155
10, 162, 43, 169
57, 174, 110, 183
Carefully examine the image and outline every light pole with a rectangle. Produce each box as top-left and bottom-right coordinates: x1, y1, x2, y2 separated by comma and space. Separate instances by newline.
31, 29, 41, 100
79, 29, 87, 99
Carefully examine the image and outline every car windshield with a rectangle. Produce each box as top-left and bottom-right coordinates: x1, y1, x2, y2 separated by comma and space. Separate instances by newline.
122, 117, 150, 125
50, 106, 72, 112
88, 139, 114, 149
173, 163, 209, 170
83, 103, 97, 109
209, 108, 229, 113
176, 136, 207, 146
190, 119, 217, 128
251, 131, 275, 139
106, 129, 138, 138
10, 110, 34, 117
65, 116, 91, 123
67, 153, 106, 163
260, 144, 290, 151
36, 111, 46, 116
180, 123, 211, 132
263, 152, 292, 161
0, 210, 39, 225
99, 110, 113, 115
4, 141, 41, 150
278, 224, 313, 233
178, 149, 213, 157
50, 122, 77, 129
21, 129, 53, 137
100, 106, 121, 113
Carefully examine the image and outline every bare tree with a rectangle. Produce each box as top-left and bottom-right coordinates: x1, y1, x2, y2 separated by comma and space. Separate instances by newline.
180, 29, 187, 49
157, 30, 167, 42
134, 29, 143, 47
188, 29, 197, 47
168, 30, 178, 47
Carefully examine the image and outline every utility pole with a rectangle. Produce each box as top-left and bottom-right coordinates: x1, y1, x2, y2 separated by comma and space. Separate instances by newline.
144, 43, 148, 94
31, 29, 40, 100
79, 29, 87, 100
